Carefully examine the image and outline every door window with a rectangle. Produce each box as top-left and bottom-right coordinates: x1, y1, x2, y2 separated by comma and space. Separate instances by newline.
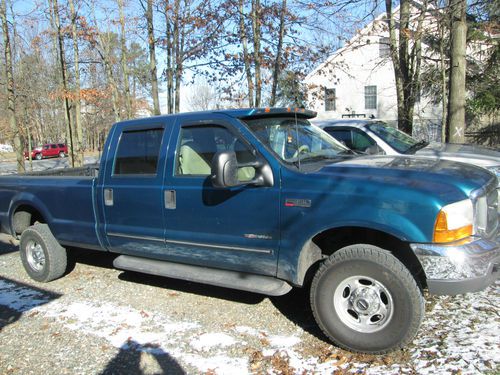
176, 125, 256, 180
114, 128, 164, 175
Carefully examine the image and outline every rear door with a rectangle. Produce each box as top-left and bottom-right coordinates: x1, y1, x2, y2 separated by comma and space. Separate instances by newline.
101, 121, 172, 256
162, 114, 281, 276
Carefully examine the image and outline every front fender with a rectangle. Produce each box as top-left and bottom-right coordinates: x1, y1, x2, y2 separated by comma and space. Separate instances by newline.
277, 216, 427, 286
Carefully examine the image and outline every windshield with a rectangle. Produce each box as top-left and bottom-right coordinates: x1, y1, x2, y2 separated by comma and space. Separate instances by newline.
366, 122, 425, 154
242, 117, 351, 166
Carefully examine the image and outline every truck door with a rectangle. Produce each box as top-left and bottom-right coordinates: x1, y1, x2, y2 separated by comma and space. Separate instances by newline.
101, 122, 171, 255
163, 115, 280, 276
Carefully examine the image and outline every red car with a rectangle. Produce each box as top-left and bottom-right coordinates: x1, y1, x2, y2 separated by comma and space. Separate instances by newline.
25, 143, 68, 160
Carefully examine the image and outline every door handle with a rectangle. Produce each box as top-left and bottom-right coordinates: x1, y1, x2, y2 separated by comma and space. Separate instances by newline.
165, 190, 176, 209
104, 188, 114, 206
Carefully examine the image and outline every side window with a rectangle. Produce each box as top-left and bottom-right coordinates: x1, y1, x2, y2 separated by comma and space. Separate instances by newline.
51, 144, 57, 149
44, 145, 49, 150
326, 129, 353, 149
176, 125, 256, 181
114, 128, 163, 175
351, 130, 376, 151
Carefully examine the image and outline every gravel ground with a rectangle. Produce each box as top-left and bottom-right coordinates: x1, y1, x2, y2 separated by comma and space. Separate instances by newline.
0, 232, 499, 374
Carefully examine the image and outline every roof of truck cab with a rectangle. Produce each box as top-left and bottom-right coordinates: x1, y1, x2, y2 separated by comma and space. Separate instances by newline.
115, 108, 317, 126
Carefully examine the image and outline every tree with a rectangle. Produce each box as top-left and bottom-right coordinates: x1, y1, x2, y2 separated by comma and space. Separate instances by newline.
142, 0, 161, 115
385, 0, 429, 135
50, 0, 76, 166
1, 0, 24, 172
69, 0, 84, 166
447, 0, 467, 143
117, 0, 133, 118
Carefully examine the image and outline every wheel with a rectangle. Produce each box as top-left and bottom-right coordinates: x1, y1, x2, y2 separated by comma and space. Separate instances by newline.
310, 244, 424, 354
19, 224, 67, 282
59, 151, 65, 158
35, 153, 42, 160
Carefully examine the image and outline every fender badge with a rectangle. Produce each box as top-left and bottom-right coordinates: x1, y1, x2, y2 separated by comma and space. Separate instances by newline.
285, 199, 311, 208
244, 234, 273, 240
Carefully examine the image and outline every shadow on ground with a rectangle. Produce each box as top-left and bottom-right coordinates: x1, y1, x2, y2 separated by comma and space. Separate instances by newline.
100, 339, 185, 375
0, 276, 62, 332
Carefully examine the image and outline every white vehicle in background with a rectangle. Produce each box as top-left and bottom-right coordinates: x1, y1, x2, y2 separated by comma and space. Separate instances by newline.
0, 144, 14, 153
312, 118, 500, 183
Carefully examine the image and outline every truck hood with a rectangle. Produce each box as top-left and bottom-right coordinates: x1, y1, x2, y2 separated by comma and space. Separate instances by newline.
416, 143, 500, 168
317, 155, 495, 200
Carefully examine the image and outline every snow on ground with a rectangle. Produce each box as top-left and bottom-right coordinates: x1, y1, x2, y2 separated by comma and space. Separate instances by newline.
0, 278, 499, 374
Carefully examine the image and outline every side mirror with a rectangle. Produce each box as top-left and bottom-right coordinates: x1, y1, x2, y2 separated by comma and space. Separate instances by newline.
211, 151, 273, 188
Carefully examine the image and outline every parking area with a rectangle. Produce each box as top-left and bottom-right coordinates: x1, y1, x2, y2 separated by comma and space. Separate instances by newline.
0, 233, 499, 374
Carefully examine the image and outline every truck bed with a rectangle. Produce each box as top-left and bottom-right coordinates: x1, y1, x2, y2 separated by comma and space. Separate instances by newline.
0, 166, 101, 250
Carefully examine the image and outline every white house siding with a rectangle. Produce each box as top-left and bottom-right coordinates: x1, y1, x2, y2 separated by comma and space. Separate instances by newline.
305, 14, 443, 140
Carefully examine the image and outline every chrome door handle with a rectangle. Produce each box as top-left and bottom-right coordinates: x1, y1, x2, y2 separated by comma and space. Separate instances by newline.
104, 188, 114, 206
165, 190, 176, 209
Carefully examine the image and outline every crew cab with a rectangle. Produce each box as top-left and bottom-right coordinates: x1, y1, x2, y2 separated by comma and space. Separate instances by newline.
0, 108, 498, 354
24, 143, 68, 160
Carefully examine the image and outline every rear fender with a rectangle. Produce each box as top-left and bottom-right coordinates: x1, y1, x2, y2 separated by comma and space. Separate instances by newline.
7, 192, 53, 235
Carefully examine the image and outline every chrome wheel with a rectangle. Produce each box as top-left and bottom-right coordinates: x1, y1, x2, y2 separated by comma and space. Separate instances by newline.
26, 240, 45, 272
333, 275, 393, 333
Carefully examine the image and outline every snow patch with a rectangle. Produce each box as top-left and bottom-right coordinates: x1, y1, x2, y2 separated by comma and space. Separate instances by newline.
190, 332, 236, 351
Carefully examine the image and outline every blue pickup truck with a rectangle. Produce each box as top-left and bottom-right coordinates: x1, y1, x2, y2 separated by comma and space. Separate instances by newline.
0, 108, 498, 353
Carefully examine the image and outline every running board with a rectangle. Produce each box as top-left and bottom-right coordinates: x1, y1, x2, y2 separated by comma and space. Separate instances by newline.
113, 255, 292, 296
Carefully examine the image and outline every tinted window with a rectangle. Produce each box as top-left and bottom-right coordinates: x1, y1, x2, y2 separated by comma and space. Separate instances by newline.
114, 128, 163, 175
58, 144, 65, 148
326, 129, 352, 148
51, 144, 57, 149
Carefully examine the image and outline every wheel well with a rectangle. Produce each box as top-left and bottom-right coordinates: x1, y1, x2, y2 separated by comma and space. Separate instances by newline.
311, 226, 427, 289
12, 205, 46, 236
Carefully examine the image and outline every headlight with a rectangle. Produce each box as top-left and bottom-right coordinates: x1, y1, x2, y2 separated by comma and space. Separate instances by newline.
433, 199, 473, 243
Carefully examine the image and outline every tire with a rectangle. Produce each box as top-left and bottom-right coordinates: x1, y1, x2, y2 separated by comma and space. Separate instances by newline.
35, 153, 42, 160
19, 224, 67, 282
59, 151, 65, 158
310, 244, 424, 354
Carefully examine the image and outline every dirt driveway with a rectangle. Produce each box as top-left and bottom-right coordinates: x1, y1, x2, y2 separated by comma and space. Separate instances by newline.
0, 233, 498, 374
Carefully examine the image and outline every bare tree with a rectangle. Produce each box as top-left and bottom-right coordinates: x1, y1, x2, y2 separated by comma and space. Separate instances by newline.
69, 0, 84, 166
142, 0, 161, 115
1, 0, 24, 172
117, 0, 132, 118
447, 0, 467, 142
270, 0, 287, 107
385, 0, 428, 135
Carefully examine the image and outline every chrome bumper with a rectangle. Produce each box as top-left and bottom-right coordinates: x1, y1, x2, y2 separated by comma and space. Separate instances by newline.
410, 234, 500, 295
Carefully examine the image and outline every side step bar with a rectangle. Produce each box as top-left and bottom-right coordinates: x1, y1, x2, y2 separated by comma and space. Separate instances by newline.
113, 255, 292, 296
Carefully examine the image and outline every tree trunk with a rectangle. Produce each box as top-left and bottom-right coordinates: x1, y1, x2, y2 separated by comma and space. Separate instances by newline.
165, 0, 174, 113
447, 0, 467, 143
439, 15, 448, 143
270, 0, 286, 107
51, 0, 75, 167
251, 0, 262, 107
69, 0, 84, 166
173, 0, 181, 113
118, 0, 132, 118
146, 0, 161, 115
1, 0, 24, 172
238, 0, 254, 107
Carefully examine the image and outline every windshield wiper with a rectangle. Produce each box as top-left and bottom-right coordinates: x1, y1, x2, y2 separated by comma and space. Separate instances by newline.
405, 140, 428, 154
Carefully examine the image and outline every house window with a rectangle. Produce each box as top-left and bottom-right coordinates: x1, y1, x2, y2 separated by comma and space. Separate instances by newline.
364, 86, 377, 109
379, 37, 390, 58
325, 88, 336, 111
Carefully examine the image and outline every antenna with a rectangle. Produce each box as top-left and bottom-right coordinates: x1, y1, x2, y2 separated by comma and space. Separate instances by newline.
294, 110, 301, 171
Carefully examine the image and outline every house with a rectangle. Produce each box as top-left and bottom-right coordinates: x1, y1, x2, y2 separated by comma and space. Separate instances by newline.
304, 6, 443, 139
